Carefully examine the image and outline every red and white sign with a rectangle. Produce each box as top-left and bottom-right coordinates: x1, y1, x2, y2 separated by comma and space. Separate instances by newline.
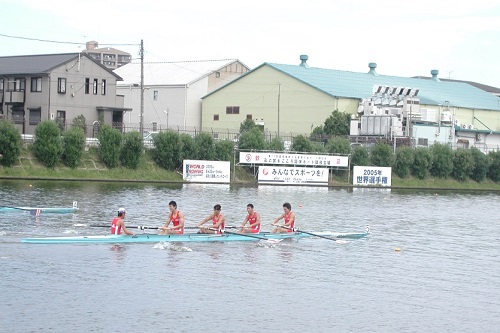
240, 152, 348, 168
258, 166, 329, 186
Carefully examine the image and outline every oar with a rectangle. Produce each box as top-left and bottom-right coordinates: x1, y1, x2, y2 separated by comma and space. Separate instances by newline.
217, 228, 282, 243
90, 224, 159, 230
273, 224, 339, 242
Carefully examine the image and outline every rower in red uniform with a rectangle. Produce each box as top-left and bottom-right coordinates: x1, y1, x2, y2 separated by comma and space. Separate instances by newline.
239, 203, 261, 233
110, 207, 134, 235
159, 200, 185, 234
271, 202, 295, 233
196, 204, 225, 234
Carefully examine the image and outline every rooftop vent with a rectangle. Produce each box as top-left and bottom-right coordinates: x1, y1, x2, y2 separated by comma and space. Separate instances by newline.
299, 55, 309, 68
368, 62, 378, 76
431, 69, 440, 82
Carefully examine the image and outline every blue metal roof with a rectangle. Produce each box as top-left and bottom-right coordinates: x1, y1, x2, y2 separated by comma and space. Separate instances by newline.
266, 63, 500, 112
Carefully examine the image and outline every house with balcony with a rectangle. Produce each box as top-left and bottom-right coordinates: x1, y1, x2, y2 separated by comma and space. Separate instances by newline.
0, 53, 131, 136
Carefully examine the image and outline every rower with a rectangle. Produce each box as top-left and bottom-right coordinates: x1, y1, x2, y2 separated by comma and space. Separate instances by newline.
110, 207, 134, 235
271, 202, 295, 233
159, 201, 185, 234
196, 204, 226, 234
239, 203, 261, 234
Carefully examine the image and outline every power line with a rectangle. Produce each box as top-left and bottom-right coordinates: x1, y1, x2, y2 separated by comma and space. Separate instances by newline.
0, 33, 139, 46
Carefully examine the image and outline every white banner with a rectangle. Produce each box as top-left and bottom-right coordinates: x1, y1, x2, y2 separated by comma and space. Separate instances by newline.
239, 152, 348, 167
183, 160, 231, 183
258, 166, 329, 186
352, 166, 392, 187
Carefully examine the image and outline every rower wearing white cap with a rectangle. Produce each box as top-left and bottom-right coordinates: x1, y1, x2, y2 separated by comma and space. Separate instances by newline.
110, 207, 134, 235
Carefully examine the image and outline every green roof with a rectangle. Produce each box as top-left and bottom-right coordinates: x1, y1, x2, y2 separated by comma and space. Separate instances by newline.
265, 63, 500, 112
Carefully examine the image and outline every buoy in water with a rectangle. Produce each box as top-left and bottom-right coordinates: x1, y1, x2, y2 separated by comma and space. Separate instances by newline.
298, 204, 303, 208
395, 247, 401, 252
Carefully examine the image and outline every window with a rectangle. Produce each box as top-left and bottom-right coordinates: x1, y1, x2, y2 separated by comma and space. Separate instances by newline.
31, 77, 42, 92
29, 108, 41, 125
215, 72, 220, 78
213, 114, 219, 121
0, 78, 3, 92
14, 79, 25, 91
417, 138, 428, 146
85, 78, 90, 94
246, 114, 252, 120
153, 90, 158, 101
101, 79, 106, 95
58, 78, 66, 94
93, 79, 98, 95
226, 106, 240, 114
57, 110, 66, 130
11, 108, 24, 124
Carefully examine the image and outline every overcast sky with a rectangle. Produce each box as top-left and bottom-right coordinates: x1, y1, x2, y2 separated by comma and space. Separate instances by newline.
2, 0, 500, 88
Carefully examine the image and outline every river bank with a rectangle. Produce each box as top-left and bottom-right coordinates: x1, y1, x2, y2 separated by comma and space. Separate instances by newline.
1, 149, 499, 190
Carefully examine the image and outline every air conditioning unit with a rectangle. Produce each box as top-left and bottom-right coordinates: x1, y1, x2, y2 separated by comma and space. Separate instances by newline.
461, 124, 467, 129
468, 124, 474, 129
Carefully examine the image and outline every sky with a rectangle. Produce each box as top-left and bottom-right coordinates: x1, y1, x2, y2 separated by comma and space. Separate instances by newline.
2, 0, 500, 88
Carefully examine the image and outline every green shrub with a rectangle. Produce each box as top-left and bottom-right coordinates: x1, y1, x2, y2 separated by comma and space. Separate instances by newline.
430, 143, 453, 178
470, 148, 489, 182
325, 137, 351, 155
72, 115, 87, 136
452, 148, 474, 181
33, 120, 62, 167
62, 127, 85, 168
153, 130, 182, 170
393, 146, 414, 178
97, 125, 122, 168
238, 127, 266, 151
291, 135, 313, 152
180, 133, 197, 161
0, 120, 22, 167
120, 131, 143, 169
350, 145, 370, 169
215, 140, 234, 162
370, 142, 394, 167
195, 132, 216, 160
487, 151, 500, 182
267, 137, 284, 151
412, 147, 433, 179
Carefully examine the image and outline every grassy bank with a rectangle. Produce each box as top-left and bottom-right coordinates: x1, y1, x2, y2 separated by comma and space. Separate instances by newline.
1, 148, 499, 190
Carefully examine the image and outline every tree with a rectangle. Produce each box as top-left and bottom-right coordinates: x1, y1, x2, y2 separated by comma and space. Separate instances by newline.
72, 114, 87, 136
323, 110, 351, 136
370, 142, 393, 167
61, 127, 85, 168
97, 124, 122, 168
0, 120, 22, 167
153, 130, 182, 170
393, 146, 414, 178
33, 120, 62, 168
470, 147, 489, 182
452, 148, 474, 181
239, 119, 257, 133
238, 127, 266, 151
195, 132, 216, 160
291, 135, 313, 152
412, 147, 433, 179
430, 143, 453, 178
120, 131, 143, 169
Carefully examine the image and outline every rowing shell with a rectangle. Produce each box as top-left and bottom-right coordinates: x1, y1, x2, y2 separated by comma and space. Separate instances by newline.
0, 201, 79, 214
21, 230, 369, 244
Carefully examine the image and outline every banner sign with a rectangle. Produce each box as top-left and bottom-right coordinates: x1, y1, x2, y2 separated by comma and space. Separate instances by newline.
352, 166, 392, 187
183, 160, 230, 183
258, 166, 329, 186
240, 152, 348, 168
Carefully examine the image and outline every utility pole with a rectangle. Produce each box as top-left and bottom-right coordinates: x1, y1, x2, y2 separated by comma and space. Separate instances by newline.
139, 39, 144, 139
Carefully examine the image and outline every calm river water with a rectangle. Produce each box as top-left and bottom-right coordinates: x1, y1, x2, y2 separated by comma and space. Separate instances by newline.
1, 180, 499, 333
